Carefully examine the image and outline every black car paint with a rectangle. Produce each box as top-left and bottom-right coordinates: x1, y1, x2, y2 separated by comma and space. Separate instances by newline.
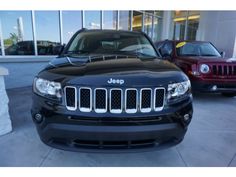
32, 30, 193, 152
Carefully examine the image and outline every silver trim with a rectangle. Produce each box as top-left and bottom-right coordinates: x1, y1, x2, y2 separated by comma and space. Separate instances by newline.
94, 88, 107, 113
140, 88, 152, 113
110, 88, 123, 114
154, 87, 165, 111
64, 86, 77, 111
125, 88, 138, 114
79, 87, 92, 112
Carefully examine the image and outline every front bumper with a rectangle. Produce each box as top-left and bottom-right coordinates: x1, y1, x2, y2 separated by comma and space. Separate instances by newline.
32, 95, 193, 152
191, 80, 236, 93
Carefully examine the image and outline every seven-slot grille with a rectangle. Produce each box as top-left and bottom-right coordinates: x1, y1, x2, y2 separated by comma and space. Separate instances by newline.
212, 65, 236, 76
65, 87, 165, 113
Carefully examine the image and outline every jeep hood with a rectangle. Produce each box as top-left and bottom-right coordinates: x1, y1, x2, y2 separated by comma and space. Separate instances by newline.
177, 56, 236, 65
38, 56, 188, 87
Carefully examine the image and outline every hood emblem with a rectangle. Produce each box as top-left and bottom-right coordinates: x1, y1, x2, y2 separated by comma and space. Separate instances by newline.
107, 78, 124, 85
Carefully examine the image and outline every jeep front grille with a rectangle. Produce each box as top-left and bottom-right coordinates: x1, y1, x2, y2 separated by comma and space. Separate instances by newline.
65, 87, 165, 113
212, 64, 236, 76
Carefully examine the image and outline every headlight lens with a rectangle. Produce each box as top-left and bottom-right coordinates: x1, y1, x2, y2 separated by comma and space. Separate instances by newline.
33, 77, 62, 99
167, 80, 191, 100
200, 64, 210, 74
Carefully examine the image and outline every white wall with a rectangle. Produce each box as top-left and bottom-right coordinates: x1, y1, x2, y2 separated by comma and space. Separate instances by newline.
197, 11, 236, 58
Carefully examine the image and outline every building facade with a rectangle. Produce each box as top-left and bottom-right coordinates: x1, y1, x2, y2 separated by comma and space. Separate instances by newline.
0, 10, 236, 88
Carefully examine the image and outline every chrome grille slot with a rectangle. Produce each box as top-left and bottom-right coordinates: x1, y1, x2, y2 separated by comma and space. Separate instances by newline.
94, 88, 107, 113
110, 89, 122, 114
79, 87, 92, 112
154, 88, 165, 111
140, 88, 152, 113
125, 89, 138, 113
65, 86, 77, 111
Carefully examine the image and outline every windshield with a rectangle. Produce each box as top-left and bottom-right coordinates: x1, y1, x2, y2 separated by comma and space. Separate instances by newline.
176, 42, 221, 57
65, 31, 158, 59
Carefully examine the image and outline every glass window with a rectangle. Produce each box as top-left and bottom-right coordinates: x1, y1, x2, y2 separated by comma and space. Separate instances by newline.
35, 11, 60, 55
85, 11, 101, 29
153, 16, 162, 42
0, 11, 34, 55
62, 11, 82, 44
119, 11, 130, 30
103, 11, 117, 29
186, 12, 200, 40
176, 42, 221, 57
154, 11, 163, 17
132, 11, 143, 32
0, 21, 2, 55
172, 11, 200, 40
144, 14, 152, 38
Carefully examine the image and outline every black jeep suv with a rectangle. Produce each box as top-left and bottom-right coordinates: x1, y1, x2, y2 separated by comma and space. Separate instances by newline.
31, 29, 193, 152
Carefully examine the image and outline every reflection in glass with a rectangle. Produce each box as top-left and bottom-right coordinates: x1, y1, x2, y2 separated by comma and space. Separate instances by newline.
173, 19, 186, 40
85, 11, 101, 29
153, 17, 162, 42
62, 11, 82, 44
144, 14, 152, 38
186, 13, 200, 40
132, 11, 142, 32
119, 11, 130, 30
35, 11, 61, 55
103, 11, 117, 29
0, 11, 34, 55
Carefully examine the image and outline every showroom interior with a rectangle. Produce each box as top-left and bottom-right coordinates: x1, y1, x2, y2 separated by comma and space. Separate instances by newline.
0, 10, 236, 167
0, 10, 236, 88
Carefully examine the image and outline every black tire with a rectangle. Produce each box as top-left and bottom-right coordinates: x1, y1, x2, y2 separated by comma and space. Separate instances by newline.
221, 92, 236, 97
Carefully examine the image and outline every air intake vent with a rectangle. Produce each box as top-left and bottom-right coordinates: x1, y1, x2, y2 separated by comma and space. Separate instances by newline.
140, 89, 152, 113
94, 88, 107, 113
125, 89, 138, 113
65, 86, 77, 111
79, 88, 92, 112
154, 88, 165, 111
110, 89, 122, 114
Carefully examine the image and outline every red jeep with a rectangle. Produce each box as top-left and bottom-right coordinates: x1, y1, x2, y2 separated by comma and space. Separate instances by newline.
155, 40, 236, 97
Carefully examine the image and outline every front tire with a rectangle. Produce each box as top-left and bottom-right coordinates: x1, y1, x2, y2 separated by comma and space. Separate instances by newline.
221, 92, 236, 97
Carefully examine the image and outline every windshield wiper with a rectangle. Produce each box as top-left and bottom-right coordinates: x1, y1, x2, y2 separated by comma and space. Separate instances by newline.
201, 54, 219, 56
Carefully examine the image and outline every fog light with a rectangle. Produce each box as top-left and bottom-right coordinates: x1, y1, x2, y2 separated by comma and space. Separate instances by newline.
212, 85, 217, 91
34, 113, 43, 123
183, 114, 190, 121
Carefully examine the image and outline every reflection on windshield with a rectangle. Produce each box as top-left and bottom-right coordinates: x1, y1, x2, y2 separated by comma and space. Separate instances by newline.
65, 31, 158, 59
176, 42, 221, 57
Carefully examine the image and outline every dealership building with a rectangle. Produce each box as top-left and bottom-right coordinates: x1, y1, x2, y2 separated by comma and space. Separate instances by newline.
0, 10, 236, 89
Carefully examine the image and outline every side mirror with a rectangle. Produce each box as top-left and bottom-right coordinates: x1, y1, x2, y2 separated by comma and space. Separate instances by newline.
162, 53, 172, 60
53, 44, 65, 55
220, 51, 225, 58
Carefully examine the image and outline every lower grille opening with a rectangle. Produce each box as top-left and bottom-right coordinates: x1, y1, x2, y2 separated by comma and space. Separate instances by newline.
72, 139, 158, 149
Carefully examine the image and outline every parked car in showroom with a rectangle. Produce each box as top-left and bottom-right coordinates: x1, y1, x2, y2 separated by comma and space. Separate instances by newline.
4, 40, 62, 55
31, 29, 193, 152
155, 40, 236, 97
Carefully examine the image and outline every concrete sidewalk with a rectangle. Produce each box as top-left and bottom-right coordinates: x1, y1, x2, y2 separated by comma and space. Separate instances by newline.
0, 87, 236, 167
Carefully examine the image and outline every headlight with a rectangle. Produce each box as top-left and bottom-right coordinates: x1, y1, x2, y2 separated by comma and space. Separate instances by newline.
167, 80, 191, 101
200, 64, 210, 74
33, 77, 62, 99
